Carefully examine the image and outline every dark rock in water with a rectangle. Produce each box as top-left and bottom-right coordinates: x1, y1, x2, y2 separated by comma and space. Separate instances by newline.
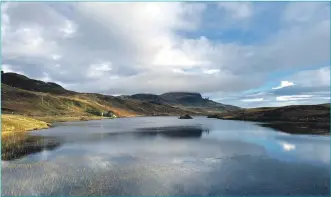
207, 114, 219, 118
179, 114, 193, 119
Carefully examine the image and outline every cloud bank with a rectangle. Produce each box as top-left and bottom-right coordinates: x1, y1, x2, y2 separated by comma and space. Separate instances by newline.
1, 2, 330, 107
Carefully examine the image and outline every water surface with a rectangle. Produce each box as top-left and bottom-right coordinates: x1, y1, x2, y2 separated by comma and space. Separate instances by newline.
2, 117, 330, 196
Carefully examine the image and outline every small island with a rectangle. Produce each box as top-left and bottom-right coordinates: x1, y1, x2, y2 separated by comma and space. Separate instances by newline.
179, 114, 193, 119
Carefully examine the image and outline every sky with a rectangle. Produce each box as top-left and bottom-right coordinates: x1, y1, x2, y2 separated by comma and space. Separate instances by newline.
1, 2, 330, 108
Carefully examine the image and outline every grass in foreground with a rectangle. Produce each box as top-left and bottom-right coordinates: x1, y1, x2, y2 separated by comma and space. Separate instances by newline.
2, 132, 62, 160
2, 114, 50, 135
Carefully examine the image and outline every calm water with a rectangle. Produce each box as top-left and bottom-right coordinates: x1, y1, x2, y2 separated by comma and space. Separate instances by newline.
2, 117, 330, 196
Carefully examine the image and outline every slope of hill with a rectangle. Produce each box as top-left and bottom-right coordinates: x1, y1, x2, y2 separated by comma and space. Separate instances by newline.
1, 71, 239, 125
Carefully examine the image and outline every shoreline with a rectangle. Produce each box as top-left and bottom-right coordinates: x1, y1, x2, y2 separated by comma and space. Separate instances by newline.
1, 113, 181, 136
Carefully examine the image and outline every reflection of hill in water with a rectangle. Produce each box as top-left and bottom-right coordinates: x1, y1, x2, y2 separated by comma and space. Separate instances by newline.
2, 134, 62, 161
135, 126, 210, 138
93, 126, 210, 139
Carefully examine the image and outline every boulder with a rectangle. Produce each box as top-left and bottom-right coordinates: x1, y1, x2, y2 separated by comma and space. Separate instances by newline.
179, 114, 193, 119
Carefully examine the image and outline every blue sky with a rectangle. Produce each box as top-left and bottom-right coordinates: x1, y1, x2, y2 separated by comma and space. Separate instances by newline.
1, 2, 330, 107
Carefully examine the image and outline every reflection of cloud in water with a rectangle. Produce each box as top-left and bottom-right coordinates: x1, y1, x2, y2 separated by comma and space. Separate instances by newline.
2, 154, 330, 196
275, 136, 330, 164
85, 155, 113, 169
2, 155, 205, 196
39, 150, 51, 161
279, 141, 296, 151
56, 138, 267, 162
2, 139, 267, 196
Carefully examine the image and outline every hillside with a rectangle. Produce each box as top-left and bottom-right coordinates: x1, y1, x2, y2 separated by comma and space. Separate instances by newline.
1, 72, 238, 120
207, 104, 330, 135
213, 104, 330, 122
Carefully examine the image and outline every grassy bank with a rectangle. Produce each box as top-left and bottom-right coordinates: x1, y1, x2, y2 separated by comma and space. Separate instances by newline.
2, 114, 50, 136
1, 114, 112, 135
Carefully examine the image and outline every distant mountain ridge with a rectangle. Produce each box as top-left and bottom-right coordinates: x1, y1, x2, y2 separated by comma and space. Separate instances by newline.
123, 92, 239, 112
1, 71, 239, 118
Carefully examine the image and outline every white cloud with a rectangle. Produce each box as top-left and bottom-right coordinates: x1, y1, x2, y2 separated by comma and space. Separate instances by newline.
279, 141, 296, 151
283, 2, 330, 24
217, 2, 253, 19
246, 92, 271, 97
276, 95, 313, 101
241, 98, 264, 102
1, 2, 329, 107
290, 66, 330, 88
51, 54, 61, 60
2, 64, 15, 73
87, 61, 112, 79
60, 20, 77, 38
272, 81, 295, 90
203, 69, 220, 75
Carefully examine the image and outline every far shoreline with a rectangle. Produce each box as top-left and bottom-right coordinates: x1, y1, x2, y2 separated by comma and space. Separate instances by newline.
2, 114, 329, 138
